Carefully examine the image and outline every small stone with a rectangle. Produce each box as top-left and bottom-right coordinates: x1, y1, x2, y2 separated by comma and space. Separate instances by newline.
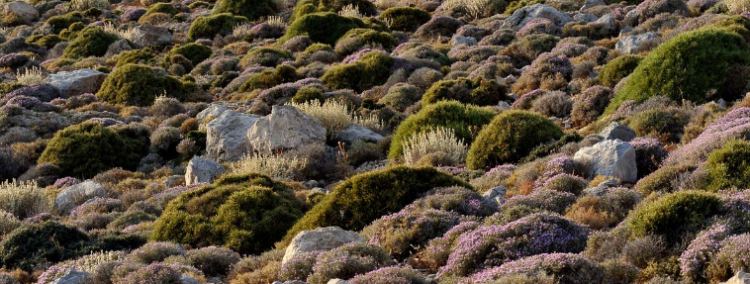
185, 156, 225, 185
47, 69, 106, 98
573, 139, 638, 183
599, 121, 636, 141
282, 226, 364, 266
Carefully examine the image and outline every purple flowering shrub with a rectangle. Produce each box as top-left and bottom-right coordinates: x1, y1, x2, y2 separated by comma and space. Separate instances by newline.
501, 189, 577, 214
279, 251, 319, 281
439, 213, 590, 276
511, 52, 573, 95
706, 233, 750, 282
680, 222, 733, 283
127, 242, 185, 264
349, 266, 431, 284
468, 253, 605, 284
184, 246, 241, 277
362, 209, 463, 259
406, 186, 498, 216
630, 137, 668, 178
306, 243, 394, 284
565, 188, 641, 229
538, 173, 587, 195
409, 221, 480, 272
666, 107, 750, 166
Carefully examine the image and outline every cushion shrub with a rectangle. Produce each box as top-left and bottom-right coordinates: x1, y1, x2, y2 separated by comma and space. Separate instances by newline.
705, 139, 750, 191
282, 12, 366, 45
96, 64, 197, 106
166, 43, 212, 66
422, 77, 509, 106
0, 221, 90, 270
334, 28, 396, 55
599, 54, 641, 87
188, 13, 248, 40
238, 64, 299, 92
213, 0, 277, 20
627, 190, 723, 243
378, 7, 431, 32
321, 51, 393, 92
291, 0, 377, 20
240, 47, 292, 68
62, 26, 118, 59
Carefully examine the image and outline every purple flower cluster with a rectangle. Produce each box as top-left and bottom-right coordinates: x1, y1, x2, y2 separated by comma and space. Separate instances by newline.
679, 222, 733, 283
409, 220, 480, 272
502, 189, 577, 213
53, 177, 80, 188
439, 213, 589, 276
469, 253, 604, 283
69, 197, 124, 218
666, 107, 750, 165
407, 186, 497, 216
363, 208, 463, 259
349, 266, 431, 284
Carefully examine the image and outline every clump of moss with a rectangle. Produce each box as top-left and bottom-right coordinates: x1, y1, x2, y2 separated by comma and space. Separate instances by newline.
152, 174, 304, 254
280, 166, 469, 246
46, 12, 85, 34
422, 77, 509, 106
96, 64, 197, 106
705, 139, 750, 191
292, 0, 377, 20
282, 12, 366, 45
388, 101, 496, 160
0, 222, 90, 271
240, 48, 292, 68
38, 122, 149, 179
466, 110, 563, 170
321, 51, 393, 92
110, 48, 157, 67
146, 3, 179, 15
627, 190, 723, 243
599, 54, 641, 87
606, 27, 750, 114
188, 13, 248, 40
213, 0, 277, 20
334, 28, 396, 55
238, 64, 299, 92
62, 26, 118, 59
379, 7, 431, 32
167, 43, 213, 66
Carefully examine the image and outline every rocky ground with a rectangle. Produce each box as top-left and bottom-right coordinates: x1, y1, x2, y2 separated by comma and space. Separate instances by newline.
1, 0, 750, 282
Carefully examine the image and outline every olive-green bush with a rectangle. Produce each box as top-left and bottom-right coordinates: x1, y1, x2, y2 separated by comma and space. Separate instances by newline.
110, 48, 157, 68
606, 27, 750, 114
334, 28, 396, 55
240, 48, 292, 68
321, 51, 393, 92
421, 77, 509, 106
0, 222, 90, 270
598, 55, 641, 87
151, 174, 304, 254
238, 64, 299, 92
167, 43, 212, 66
213, 0, 277, 20
62, 26, 118, 59
37, 122, 149, 178
466, 110, 563, 169
388, 101, 496, 160
627, 191, 723, 243
280, 166, 469, 246
46, 12, 84, 34
282, 12, 366, 45
379, 7, 431, 32
705, 139, 750, 191
96, 64, 197, 106
291, 0, 377, 20
188, 13, 248, 40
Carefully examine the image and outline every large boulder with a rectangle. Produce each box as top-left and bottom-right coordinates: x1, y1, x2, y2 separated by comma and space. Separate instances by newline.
185, 156, 224, 185
1, 1, 38, 25
573, 139, 637, 182
335, 124, 384, 144
282, 226, 364, 266
47, 69, 106, 97
55, 180, 109, 214
205, 110, 258, 162
505, 4, 572, 29
615, 32, 660, 54
130, 25, 173, 48
723, 271, 750, 284
246, 105, 326, 153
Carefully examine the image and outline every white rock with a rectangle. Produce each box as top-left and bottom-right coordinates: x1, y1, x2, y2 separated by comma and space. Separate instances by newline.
1, 1, 38, 25
483, 186, 506, 207
723, 271, 750, 284
185, 156, 224, 185
506, 4, 572, 29
327, 280, 350, 284
205, 110, 258, 162
282, 226, 364, 266
573, 139, 637, 183
615, 32, 659, 54
51, 270, 89, 284
599, 121, 636, 141
336, 124, 384, 144
55, 180, 108, 214
130, 25, 173, 48
246, 105, 326, 153
47, 69, 106, 97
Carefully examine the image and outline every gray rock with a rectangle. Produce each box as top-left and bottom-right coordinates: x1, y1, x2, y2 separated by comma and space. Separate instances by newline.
336, 124, 384, 144
55, 180, 108, 215
723, 271, 750, 284
615, 32, 659, 54
104, 39, 134, 57
282, 226, 364, 266
185, 156, 225, 185
506, 4, 572, 29
483, 186, 506, 207
327, 280, 350, 284
51, 270, 89, 284
573, 139, 637, 183
1, 1, 39, 25
599, 122, 636, 141
581, 0, 605, 9
451, 35, 477, 46
130, 25, 173, 48
246, 105, 326, 153
205, 110, 258, 162
47, 69, 106, 97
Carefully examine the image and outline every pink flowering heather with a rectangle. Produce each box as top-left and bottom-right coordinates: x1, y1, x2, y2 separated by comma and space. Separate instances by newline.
666, 107, 750, 166
362, 208, 463, 259
502, 189, 577, 213
679, 222, 733, 284
707, 233, 750, 282
439, 213, 589, 276
349, 266, 431, 284
69, 197, 124, 218
630, 137, 668, 178
52, 177, 80, 188
409, 220, 481, 272
468, 253, 604, 284
406, 186, 497, 216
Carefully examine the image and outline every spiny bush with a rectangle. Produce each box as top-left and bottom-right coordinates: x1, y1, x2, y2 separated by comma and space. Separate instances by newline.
280, 166, 469, 246
321, 51, 393, 92
151, 174, 304, 255
422, 77, 509, 106
627, 107, 690, 143
0, 221, 90, 270
466, 110, 563, 170
599, 54, 641, 87
213, 0, 277, 20
38, 122, 149, 178
606, 27, 750, 114
469, 253, 605, 283
282, 12, 365, 45
627, 190, 723, 243
62, 26, 118, 59
389, 101, 496, 161
96, 64, 197, 106
379, 7, 431, 32
306, 243, 394, 283
705, 139, 750, 191
189, 13, 247, 40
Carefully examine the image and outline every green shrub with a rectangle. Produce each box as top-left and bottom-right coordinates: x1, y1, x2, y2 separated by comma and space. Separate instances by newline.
599, 55, 641, 87
466, 110, 563, 170
379, 7, 431, 32
0, 221, 90, 270
291, 0, 377, 20
334, 28, 396, 55
606, 28, 750, 114
280, 166, 469, 246
46, 12, 84, 34
282, 12, 366, 45
705, 139, 750, 191
627, 108, 689, 143
38, 122, 149, 178
62, 26, 118, 59
321, 51, 393, 92
96, 64, 196, 106
110, 48, 157, 67
238, 64, 299, 92
292, 86, 325, 103
634, 164, 694, 195
627, 191, 723, 243
388, 101, 496, 160
146, 3, 179, 15
188, 13, 248, 40
504, 0, 544, 14
421, 77, 509, 106
213, 0, 277, 20
240, 48, 292, 68
167, 43, 212, 66
151, 174, 304, 255
26, 34, 63, 49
